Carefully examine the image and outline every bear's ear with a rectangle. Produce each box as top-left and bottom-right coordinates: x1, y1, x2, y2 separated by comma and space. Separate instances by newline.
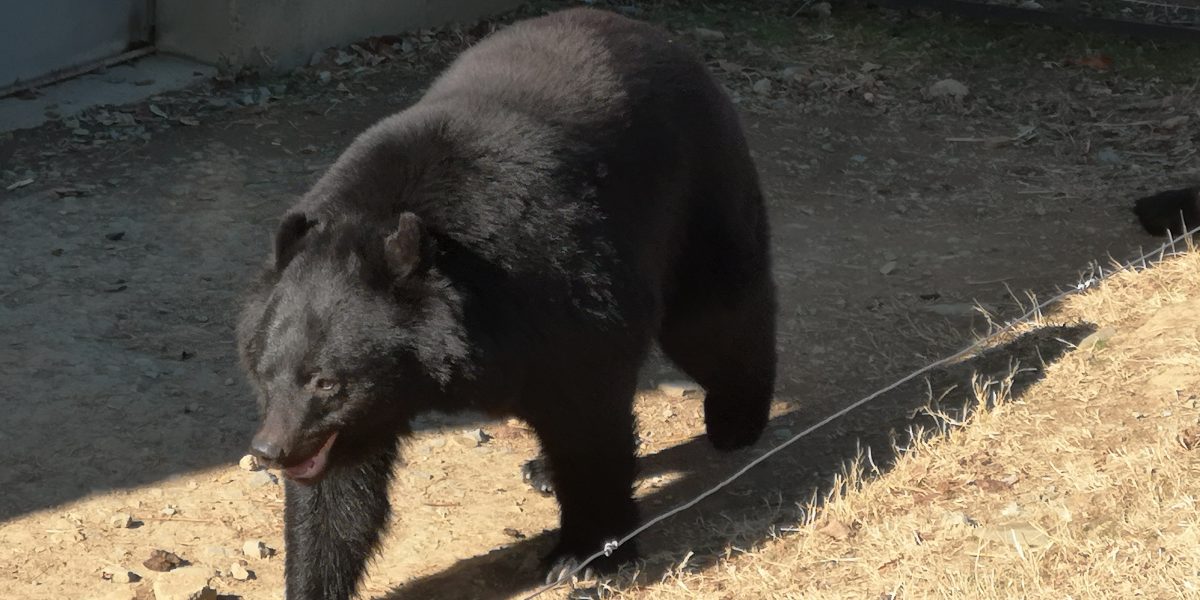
274, 213, 316, 272
384, 212, 434, 280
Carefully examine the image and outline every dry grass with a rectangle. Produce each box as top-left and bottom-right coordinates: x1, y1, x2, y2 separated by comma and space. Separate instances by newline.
587, 248, 1200, 600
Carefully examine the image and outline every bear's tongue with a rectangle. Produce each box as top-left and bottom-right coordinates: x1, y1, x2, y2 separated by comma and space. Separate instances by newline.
283, 432, 338, 481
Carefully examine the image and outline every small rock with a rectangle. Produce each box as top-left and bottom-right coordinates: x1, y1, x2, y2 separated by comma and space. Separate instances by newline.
503, 527, 526, 539
248, 470, 278, 487
161, 506, 177, 516
939, 511, 978, 531
692, 27, 726, 42
317, 71, 332, 85
1017, 0, 1043, 8
451, 430, 487, 448
780, 65, 803, 82
91, 589, 138, 600
238, 454, 261, 472
142, 549, 183, 572
1095, 147, 1121, 165
657, 380, 701, 398
1078, 326, 1117, 350
879, 260, 898, 276
465, 428, 491, 445
229, 562, 252, 581
242, 539, 273, 559
410, 469, 436, 481
1000, 502, 1022, 518
101, 565, 138, 583
817, 519, 852, 540
752, 78, 772, 95
202, 545, 233, 558
929, 79, 969, 99
152, 566, 217, 600
975, 521, 1051, 550
108, 512, 133, 529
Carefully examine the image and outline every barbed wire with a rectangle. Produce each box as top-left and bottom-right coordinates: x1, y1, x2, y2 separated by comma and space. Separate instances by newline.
522, 225, 1199, 600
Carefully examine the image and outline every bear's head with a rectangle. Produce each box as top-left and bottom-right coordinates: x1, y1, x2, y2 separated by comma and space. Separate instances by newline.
236, 211, 468, 484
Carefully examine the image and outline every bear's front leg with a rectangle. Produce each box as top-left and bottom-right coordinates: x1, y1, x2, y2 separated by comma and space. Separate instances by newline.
283, 444, 399, 600
524, 370, 641, 583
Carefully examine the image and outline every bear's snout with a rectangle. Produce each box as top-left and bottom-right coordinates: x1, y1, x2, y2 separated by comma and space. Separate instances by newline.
249, 408, 304, 467
249, 435, 285, 463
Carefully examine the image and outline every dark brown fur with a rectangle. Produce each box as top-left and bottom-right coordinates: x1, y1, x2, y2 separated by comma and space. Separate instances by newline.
1133, 186, 1200, 236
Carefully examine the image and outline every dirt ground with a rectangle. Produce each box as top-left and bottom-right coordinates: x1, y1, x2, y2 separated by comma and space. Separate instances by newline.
1, 1, 1198, 599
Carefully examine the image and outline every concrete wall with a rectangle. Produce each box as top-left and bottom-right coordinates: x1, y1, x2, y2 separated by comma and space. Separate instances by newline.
1, 0, 152, 90
156, 0, 523, 70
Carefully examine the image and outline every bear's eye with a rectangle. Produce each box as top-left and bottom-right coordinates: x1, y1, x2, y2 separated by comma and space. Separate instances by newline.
311, 376, 341, 394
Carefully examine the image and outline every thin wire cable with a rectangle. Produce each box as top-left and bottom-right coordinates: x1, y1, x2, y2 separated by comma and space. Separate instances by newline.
1119, 0, 1200, 10
521, 227, 1198, 599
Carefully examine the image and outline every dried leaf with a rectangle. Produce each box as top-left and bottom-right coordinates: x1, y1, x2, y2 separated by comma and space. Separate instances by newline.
1066, 54, 1113, 70
1178, 426, 1200, 450
149, 104, 169, 119
973, 477, 1012, 493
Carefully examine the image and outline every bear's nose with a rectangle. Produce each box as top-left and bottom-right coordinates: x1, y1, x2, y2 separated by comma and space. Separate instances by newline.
250, 438, 284, 463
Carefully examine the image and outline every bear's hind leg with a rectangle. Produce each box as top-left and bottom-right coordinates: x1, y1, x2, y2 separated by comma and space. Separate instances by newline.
659, 276, 777, 452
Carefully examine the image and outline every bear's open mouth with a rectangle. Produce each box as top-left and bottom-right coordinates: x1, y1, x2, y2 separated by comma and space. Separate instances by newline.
282, 432, 338, 482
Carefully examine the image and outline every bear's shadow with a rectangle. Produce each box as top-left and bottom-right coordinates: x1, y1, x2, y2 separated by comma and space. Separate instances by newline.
378, 322, 1096, 600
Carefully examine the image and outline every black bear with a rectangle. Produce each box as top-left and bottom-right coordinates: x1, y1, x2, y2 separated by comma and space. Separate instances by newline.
1132, 186, 1200, 237
236, 7, 776, 598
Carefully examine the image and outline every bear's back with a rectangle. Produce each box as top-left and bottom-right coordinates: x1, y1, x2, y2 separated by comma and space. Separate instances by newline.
423, 8, 704, 131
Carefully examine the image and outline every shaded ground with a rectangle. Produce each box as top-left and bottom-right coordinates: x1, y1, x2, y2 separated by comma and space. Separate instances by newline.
1, 1, 1197, 598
